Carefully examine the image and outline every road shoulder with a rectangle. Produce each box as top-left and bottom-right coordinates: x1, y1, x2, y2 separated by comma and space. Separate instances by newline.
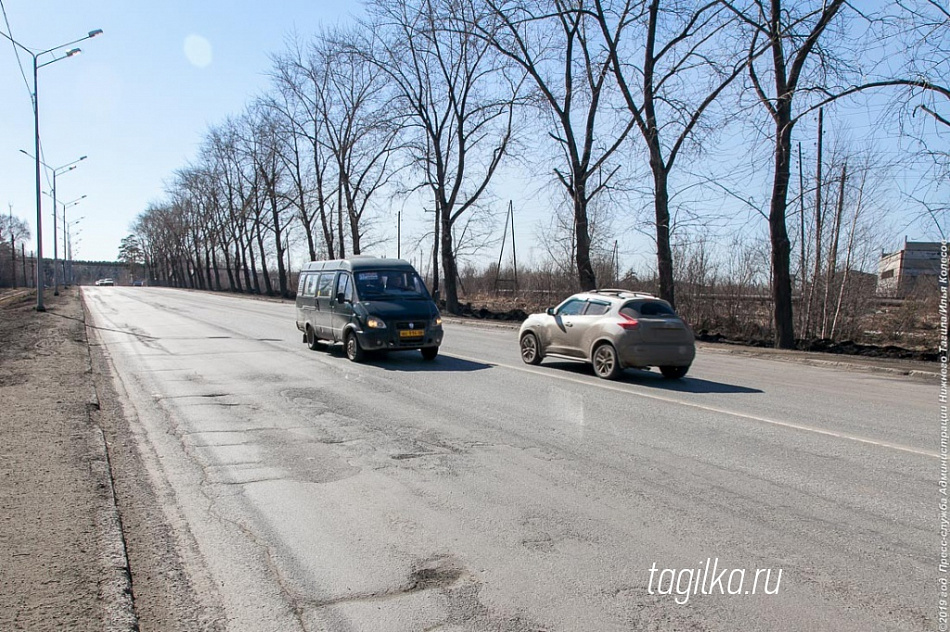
0, 288, 135, 632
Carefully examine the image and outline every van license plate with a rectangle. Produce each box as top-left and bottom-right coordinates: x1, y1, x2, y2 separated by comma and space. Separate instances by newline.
399, 329, 424, 339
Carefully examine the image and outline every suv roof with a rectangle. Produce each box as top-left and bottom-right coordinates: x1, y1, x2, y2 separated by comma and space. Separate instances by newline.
584, 289, 660, 302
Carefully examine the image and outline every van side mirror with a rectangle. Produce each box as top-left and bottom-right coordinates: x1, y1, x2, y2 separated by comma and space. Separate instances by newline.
546, 307, 555, 316
336, 292, 347, 304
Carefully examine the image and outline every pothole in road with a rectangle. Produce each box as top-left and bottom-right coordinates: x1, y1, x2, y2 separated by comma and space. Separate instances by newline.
390, 452, 436, 460
408, 555, 467, 592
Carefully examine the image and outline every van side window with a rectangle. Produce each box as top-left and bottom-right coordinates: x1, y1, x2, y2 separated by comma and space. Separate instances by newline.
317, 273, 334, 298
336, 273, 353, 301
296, 274, 307, 295
304, 274, 318, 297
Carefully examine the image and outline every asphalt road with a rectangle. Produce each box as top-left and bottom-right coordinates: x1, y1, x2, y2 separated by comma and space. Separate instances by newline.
83, 286, 936, 632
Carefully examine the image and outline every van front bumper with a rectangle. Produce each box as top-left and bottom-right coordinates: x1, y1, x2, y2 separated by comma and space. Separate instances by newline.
356, 326, 443, 351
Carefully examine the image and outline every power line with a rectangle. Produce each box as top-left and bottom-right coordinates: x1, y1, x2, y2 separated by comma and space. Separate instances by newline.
0, 0, 33, 108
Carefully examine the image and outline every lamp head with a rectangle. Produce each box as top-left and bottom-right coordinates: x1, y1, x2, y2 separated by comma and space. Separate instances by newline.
88, 29, 103, 38
66, 48, 81, 57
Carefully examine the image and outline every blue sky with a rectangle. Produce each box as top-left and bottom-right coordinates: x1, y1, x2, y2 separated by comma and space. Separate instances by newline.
0, 0, 362, 263
1, 0, 943, 274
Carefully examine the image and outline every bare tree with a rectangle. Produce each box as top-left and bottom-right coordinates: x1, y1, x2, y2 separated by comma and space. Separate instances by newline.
317, 29, 402, 258
0, 213, 30, 288
473, 0, 635, 291
365, 0, 521, 313
269, 35, 341, 259
721, 0, 852, 347
592, 0, 757, 308
724, 0, 950, 347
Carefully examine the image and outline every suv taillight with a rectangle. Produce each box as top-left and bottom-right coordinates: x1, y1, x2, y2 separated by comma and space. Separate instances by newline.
618, 313, 639, 330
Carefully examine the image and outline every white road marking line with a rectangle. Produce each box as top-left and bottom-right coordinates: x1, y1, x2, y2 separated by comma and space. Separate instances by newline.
446, 352, 937, 459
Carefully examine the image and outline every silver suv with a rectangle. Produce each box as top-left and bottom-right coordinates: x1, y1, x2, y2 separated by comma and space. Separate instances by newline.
518, 289, 695, 380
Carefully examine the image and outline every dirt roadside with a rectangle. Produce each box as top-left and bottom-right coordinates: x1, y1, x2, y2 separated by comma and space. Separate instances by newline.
0, 288, 220, 632
0, 288, 135, 632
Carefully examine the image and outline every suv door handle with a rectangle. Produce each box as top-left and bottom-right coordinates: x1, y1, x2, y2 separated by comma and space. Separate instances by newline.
565, 322, 573, 327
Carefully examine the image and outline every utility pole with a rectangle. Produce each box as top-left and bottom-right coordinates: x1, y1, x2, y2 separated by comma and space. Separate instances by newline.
397, 210, 401, 259
8, 204, 15, 289
613, 240, 619, 285
493, 202, 518, 292
424, 207, 439, 298
804, 108, 824, 339
797, 141, 806, 330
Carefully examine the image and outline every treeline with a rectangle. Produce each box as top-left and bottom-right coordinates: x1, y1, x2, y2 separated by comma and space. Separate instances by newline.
128, 0, 948, 348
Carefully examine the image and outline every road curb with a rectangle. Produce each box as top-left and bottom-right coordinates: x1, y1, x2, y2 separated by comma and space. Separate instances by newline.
81, 289, 139, 632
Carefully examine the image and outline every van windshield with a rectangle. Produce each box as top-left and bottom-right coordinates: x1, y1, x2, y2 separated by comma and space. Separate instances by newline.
354, 269, 431, 300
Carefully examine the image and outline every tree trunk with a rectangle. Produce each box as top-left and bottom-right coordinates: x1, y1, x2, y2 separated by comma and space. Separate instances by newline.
652, 161, 675, 307
268, 189, 288, 296
336, 186, 345, 259
211, 249, 222, 291
204, 247, 213, 291
769, 112, 796, 349
255, 220, 273, 295
573, 178, 596, 291
440, 210, 459, 314
222, 247, 236, 291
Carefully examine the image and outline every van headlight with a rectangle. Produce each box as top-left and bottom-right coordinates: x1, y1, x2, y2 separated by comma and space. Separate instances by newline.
365, 316, 387, 329
432, 315, 442, 327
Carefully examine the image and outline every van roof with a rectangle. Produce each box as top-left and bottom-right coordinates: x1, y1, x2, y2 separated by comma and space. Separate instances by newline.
300, 256, 414, 273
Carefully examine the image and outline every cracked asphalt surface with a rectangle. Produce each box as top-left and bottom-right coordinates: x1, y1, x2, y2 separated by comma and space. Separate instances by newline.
83, 286, 935, 631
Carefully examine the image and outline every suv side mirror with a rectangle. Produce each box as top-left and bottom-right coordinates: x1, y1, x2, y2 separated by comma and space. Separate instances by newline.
336, 292, 347, 304
546, 307, 555, 316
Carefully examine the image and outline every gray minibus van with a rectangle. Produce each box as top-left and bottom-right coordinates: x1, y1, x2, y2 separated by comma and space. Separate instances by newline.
295, 256, 443, 362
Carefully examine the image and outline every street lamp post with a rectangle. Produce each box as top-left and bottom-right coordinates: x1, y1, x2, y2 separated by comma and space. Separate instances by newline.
1, 28, 102, 311
28, 153, 86, 295
63, 198, 85, 287
66, 217, 84, 286
44, 192, 86, 287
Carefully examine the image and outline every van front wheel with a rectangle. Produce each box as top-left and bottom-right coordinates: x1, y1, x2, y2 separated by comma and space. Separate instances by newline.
421, 346, 439, 361
345, 331, 365, 362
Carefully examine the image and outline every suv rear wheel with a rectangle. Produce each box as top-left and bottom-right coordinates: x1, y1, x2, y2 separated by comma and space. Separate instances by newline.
592, 342, 621, 380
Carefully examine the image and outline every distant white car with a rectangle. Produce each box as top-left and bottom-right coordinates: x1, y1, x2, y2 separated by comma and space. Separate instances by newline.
95, 278, 115, 286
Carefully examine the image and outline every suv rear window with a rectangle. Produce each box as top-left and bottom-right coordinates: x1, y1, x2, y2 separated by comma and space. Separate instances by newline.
622, 301, 676, 318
